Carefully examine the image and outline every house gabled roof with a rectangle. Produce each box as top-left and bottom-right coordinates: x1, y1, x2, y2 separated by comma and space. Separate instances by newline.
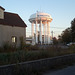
0, 6, 5, 10
0, 12, 27, 27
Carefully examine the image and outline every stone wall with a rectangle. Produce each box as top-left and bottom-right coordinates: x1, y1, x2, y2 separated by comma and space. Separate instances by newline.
0, 54, 75, 75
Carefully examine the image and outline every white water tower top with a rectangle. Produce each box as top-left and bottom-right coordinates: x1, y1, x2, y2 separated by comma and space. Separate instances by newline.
29, 12, 52, 24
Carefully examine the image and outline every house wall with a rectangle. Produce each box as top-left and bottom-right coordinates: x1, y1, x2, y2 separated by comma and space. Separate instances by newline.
0, 8, 4, 19
0, 24, 26, 47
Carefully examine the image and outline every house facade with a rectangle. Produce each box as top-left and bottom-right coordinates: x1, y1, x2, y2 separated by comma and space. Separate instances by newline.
0, 6, 27, 47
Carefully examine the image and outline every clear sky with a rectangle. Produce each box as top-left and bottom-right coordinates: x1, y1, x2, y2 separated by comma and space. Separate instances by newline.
0, 0, 75, 38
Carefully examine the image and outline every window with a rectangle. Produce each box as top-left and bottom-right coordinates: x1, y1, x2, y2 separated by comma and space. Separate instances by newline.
12, 36, 17, 43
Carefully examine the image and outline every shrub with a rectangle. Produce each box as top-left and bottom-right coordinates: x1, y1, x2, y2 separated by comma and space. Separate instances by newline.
3, 42, 11, 50
69, 44, 75, 50
29, 45, 40, 50
0, 45, 75, 65
1, 42, 17, 53
0, 47, 3, 52
19, 36, 25, 50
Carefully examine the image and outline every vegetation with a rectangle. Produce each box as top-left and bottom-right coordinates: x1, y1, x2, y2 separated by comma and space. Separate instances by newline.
19, 36, 25, 50
58, 18, 75, 44
53, 37, 58, 45
0, 43, 75, 66
0, 18, 75, 66
59, 28, 72, 44
71, 18, 75, 42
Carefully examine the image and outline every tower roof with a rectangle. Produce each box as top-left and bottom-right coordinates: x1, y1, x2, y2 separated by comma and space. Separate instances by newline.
29, 12, 53, 23
30, 12, 52, 19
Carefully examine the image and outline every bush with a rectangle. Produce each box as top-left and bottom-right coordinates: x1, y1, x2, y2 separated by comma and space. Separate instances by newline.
19, 36, 25, 50
1, 44, 75, 65
0, 47, 3, 53
69, 44, 75, 50
0, 42, 17, 53
29, 45, 40, 50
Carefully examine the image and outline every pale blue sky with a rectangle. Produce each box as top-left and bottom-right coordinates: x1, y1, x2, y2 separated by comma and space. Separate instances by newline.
0, 0, 75, 38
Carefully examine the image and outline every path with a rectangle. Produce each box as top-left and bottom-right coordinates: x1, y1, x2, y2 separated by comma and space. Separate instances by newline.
43, 65, 75, 75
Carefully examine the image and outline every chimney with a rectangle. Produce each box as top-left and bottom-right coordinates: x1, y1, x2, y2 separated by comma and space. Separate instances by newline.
0, 6, 5, 19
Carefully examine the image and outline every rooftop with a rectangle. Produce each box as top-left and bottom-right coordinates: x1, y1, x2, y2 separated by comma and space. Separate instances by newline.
0, 12, 27, 27
0, 6, 5, 10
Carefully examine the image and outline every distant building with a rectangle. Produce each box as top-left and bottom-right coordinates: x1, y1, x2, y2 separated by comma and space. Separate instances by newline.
26, 38, 32, 44
0, 6, 27, 47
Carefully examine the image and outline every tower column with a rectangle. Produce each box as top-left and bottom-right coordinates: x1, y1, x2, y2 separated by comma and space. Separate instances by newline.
40, 20, 42, 44
43, 24, 45, 44
31, 22, 35, 45
45, 21, 47, 44
35, 20, 38, 44
43, 23, 46, 44
47, 22, 50, 44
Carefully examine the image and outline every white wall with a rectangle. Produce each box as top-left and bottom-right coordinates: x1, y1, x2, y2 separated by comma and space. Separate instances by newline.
0, 8, 4, 19
0, 24, 26, 47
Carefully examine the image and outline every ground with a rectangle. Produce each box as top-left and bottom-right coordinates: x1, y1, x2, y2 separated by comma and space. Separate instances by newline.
43, 64, 75, 75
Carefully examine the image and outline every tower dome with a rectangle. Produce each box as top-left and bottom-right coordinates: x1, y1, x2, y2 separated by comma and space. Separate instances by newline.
29, 12, 52, 24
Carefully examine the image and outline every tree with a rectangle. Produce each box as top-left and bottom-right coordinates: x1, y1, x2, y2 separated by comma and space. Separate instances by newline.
53, 37, 58, 45
58, 18, 75, 44
60, 28, 72, 44
58, 35, 62, 43
71, 18, 75, 42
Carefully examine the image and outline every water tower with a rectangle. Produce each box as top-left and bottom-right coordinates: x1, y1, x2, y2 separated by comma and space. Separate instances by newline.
29, 12, 52, 45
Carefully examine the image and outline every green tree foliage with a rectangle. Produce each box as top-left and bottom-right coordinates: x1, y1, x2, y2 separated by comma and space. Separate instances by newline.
58, 35, 62, 43
60, 28, 72, 44
53, 37, 58, 45
71, 18, 75, 42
